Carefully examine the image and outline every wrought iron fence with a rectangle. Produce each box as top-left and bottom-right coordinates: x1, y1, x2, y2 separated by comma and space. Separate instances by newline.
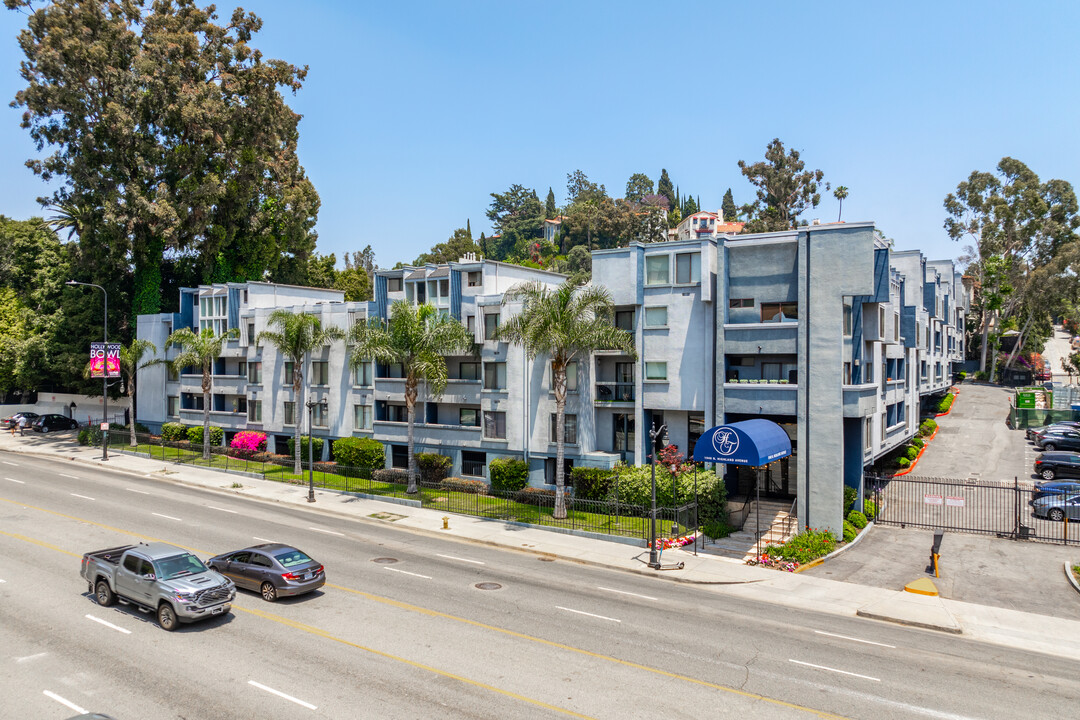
867, 473, 1080, 546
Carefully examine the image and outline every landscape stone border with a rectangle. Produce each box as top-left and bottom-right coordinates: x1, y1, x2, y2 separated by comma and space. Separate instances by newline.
1066, 561, 1080, 597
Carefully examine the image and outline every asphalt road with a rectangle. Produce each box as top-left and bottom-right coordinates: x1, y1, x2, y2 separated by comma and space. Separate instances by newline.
2, 453, 1079, 720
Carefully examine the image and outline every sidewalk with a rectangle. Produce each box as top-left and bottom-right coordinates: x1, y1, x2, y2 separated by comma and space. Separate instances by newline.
5, 431, 1080, 661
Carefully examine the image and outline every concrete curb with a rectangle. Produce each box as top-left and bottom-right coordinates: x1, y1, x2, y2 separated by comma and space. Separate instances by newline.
821, 520, 875, 562
1066, 561, 1080, 596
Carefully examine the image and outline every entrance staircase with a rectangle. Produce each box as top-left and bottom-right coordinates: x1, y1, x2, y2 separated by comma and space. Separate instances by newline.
702, 499, 797, 562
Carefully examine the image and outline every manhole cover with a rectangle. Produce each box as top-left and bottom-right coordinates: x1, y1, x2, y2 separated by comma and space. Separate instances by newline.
371, 557, 399, 564
474, 582, 502, 590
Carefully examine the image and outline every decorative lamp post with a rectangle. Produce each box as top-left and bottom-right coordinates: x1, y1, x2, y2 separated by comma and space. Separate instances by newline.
305, 396, 328, 503
647, 423, 667, 569
66, 280, 108, 461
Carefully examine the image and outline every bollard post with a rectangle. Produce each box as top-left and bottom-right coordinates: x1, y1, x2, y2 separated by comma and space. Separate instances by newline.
930, 529, 943, 578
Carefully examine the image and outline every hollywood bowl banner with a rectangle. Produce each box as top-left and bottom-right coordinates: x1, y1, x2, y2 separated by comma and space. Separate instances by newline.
90, 342, 122, 379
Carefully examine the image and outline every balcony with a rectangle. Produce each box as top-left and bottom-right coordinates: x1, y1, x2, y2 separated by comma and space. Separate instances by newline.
842, 383, 878, 417
722, 322, 798, 354
220, 338, 245, 358
594, 382, 634, 405
210, 374, 247, 394
723, 382, 797, 415
372, 420, 485, 447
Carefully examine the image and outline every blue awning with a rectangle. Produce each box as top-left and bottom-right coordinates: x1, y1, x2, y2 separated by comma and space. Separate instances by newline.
692, 419, 792, 466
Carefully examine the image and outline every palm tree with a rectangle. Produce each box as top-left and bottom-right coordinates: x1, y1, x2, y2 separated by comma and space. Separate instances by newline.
834, 186, 849, 222
164, 326, 240, 459
120, 340, 158, 447
349, 302, 473, 494
498, 280, 636, 518
256, 310, 346, 474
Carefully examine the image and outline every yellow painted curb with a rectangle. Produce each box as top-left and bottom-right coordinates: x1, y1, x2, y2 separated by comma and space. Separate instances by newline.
904, 577, 939, 596
793, 557, 824, 573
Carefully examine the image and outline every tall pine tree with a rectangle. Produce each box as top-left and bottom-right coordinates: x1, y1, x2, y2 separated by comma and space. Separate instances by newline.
546, 187, 557, 219
657, 169, 675, 210
722, 188, 738, 221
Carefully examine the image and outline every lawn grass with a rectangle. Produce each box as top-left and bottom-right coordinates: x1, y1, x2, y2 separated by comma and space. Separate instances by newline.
111, 439, 672, 539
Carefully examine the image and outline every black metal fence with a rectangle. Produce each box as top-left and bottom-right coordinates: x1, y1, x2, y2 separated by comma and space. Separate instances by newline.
867, 473, 1080, 546
107, 433, 690, 542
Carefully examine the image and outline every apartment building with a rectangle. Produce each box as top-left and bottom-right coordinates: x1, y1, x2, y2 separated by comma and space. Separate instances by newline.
136, 224, 966, 538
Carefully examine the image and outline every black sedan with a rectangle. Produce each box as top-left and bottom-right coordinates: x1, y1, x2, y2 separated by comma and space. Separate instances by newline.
3, 411, 39, 429
32, 414, 79, 433
1033, 452, 1080, 481
207, 543, 324, 602
1027, 421, 1080, 442
1035, 429, 1080, 451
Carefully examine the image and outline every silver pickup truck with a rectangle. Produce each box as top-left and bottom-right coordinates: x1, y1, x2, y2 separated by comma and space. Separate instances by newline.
81, 542, 235, 631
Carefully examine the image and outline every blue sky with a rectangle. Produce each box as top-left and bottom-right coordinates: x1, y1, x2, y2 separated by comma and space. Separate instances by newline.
2, 1, 1078, 270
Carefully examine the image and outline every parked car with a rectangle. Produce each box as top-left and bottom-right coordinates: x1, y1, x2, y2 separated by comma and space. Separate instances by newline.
2, 411, 39, 429
1031, 493, 1080, 522
207, 543, 325, 602
1035, 429, 1080, 451
1033, 480, 1080, 500
1033, 453, 1080, 481
31, 414, 79, 433
1027, 421, 1080, 442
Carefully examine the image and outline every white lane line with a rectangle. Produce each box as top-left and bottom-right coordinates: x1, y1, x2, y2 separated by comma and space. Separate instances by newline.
597, 586, 658, 601
5, 477, 24, 484
2, 460, 18, 466
789, 659, 880, 682
208, 506, 238, 514
16, 652, 46, 663
85, 614, 132, 635
436, 553, 485, 565
814, 630, 896, 648
59, 473, 79, 479
383, 567, 432, 579
126, 488, 151, 495
307, 526, 344, 536
556, 606, 621, 623
152, 512, 182, 521
43, 690, 86, 714
70, 493, 95, 501
0, 578, 5, 583
247, 680, 317, 710
253, 536, 276, 543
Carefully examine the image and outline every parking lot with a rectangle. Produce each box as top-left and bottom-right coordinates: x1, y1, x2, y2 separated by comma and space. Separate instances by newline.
806, 382, 1080, 620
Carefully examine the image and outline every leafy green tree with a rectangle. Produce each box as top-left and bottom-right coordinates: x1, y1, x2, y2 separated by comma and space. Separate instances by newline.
7, 0, 318, 315
497, 281, 636, 518
486, 184, 544, 260
738, 139, 828, 232
658, 169, 675, 211
334, 267, 371, 302
682, 195, 699, 217
545, 188, 558, 219
348, 302, 473, 493
566, 170, 607, 206
119, 340, 157, 447
164, 327, 240, 459
721, 188, 738, 221
833, 186, 850, 222
624, 173, 654, 205
415, 227, 481, 265
256, 310, 346, 473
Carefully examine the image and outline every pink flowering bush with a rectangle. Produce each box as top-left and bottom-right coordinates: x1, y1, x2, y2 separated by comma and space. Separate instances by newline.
229, 430, 267, 459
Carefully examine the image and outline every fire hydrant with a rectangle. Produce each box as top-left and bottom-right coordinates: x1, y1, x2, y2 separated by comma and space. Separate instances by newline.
442, 516, 449, 530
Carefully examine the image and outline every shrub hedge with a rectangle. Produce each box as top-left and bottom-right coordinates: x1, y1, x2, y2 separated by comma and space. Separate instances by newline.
489, 457, 530, 493
919, 418, 938, 437
416, 453, 452, 483
187, 425, 223, 445
607, 464, 728, 523
842, 520, 858, 543
863, 499, 878, 519
763, 528, 836, 563
441, 477, 488, 494
936, 394, 955, 414
332, 437, 385, 472
898, 457, 911, 468
161, 422, 187, 441
570, 467, 614, 501
286, 436, 324, 460
847, 510, 868, 528
373, 468, 408, 484
905, 446, 918, 460
843, 485, 858, 514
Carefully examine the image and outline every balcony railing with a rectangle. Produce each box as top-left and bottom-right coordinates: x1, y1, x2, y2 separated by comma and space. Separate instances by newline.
595, 382, 634, 402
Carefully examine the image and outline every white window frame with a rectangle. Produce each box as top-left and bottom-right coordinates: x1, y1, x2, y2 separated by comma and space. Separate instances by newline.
645, 362, 668, 381
353, 404, 372, 430
675, 252, 701, 284
644, 306, 668, 328
645, 255, 670, 285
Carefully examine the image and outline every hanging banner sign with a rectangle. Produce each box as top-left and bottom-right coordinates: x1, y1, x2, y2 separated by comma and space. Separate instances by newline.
90, 342, 122, 379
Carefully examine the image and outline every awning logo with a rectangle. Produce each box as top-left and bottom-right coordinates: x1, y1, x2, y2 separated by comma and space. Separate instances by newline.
712, 427, 739, 457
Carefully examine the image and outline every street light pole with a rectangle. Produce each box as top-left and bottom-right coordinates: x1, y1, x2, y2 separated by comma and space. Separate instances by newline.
305, 396, 328, 503
647, 423, 666, 569
67, 280, 108, 461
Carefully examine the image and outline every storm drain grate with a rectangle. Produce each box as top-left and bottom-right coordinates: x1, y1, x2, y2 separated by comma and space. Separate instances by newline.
474, 582, 502, 591
371, 557, 399, 564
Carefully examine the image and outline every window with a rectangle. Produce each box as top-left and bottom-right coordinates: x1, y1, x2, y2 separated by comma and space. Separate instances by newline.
467, 271, 482, 287
675, 252, 701, 284
864, 417, 872, 451
284, 362, 295, 385
688, 413, 705, 457
311, 361, 329, 386
312, 402, 328, 428
167, 365, 179, 382
645, 255, 670, 285
843, 303, 852, 336
461, 451, 486, 477
459, 408, 479, 427
545, 458, 574, 485
894, 313, 900, 341
353, 361, 373, 386
550, 361, 578, 392
550, 413, 578, 444
644, 306, 668, 328
484, 362, 507, 390
843, 362, 852, 385
247, 361, 262, 384
645, 362, 668, 381
247, 322, 255, 345
483, 411, 506, 439
284, 402, 296, 426
760, 302, 798, 322
466, 315, 475, 334
167, 396, 179, 417
386, 404, 407, 422
249, 553, 272, 569
247, 400, 262, 423
484, 313, 500, 340
459, 362, 480, 381
729, 298, 754, 308
391, 444, 408, 468
879, 306, 886, 335
387, 277, 403, 292
238, 361, 246, 378
354, 404, 372, 430
615, 310, 634, 332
